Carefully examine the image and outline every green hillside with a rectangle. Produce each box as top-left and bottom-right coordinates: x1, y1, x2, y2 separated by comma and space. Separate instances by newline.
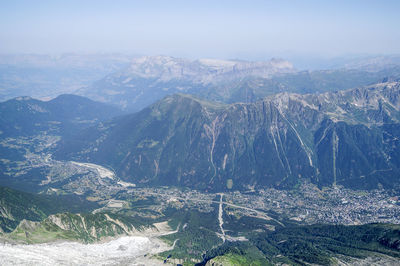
199, 223, 400, 265
0, 185, 98, 232
7, 212, 150, 244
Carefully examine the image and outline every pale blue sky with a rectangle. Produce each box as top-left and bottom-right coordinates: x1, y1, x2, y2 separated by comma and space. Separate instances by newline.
1, 0, 399, 59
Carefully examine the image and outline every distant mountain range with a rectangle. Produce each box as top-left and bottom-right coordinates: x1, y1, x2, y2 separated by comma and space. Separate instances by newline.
78, 55, 295, 110
2, 54, 400, 112
78, 55, 400, 111
57, 80, 400, 191
120, 56, 295, 82
343, 55, 400, 72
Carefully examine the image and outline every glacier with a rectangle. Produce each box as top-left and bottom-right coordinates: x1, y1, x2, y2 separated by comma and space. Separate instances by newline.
0, 236, 169, 265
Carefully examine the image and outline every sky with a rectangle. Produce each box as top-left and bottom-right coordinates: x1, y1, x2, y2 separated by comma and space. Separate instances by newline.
1, 0, 400, 60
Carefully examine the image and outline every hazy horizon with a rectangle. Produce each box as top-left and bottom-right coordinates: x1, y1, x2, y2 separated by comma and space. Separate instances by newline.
1, 0, 400, 61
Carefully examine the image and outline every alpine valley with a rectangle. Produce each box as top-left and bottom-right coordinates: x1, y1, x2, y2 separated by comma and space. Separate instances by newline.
58, 80, 400, 191
1, 55, 400, 266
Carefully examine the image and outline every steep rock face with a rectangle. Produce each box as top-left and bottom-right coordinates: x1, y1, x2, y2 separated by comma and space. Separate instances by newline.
57, 82, 400, 191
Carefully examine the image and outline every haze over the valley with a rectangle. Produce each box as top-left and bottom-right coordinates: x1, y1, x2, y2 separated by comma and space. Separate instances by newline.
1, 0, 400, 69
